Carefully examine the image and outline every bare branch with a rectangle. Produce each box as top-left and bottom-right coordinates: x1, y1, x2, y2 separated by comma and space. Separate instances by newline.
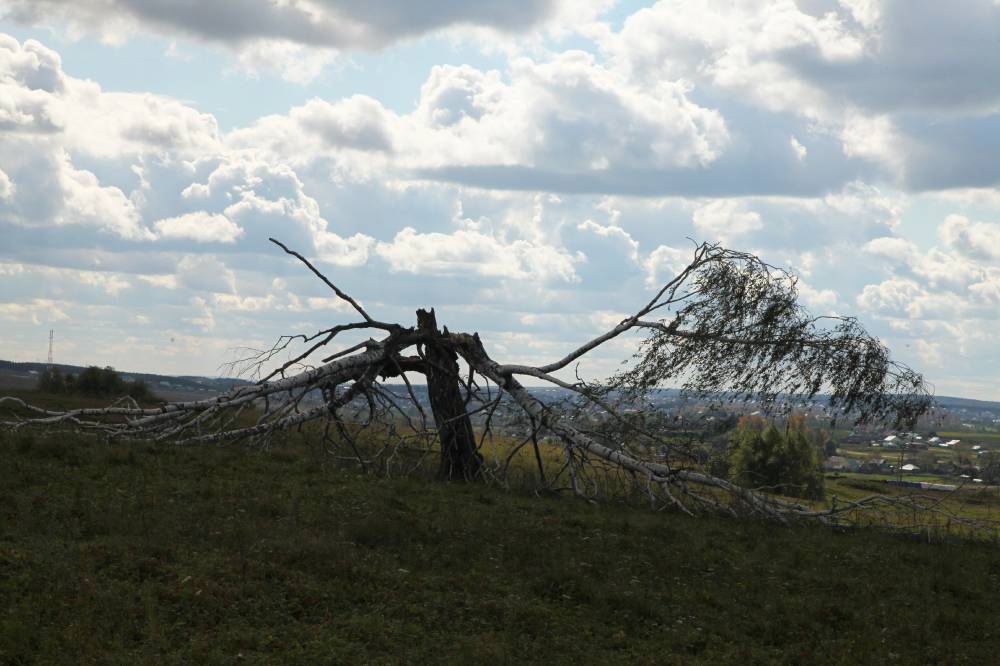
6, 238, 982, 537
269, 237, 395, 331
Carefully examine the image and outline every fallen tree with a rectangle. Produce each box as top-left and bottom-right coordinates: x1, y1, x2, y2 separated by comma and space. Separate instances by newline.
4, 238, 968, 530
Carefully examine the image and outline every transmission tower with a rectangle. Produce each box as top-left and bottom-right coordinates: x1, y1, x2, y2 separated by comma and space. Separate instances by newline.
47, 329, 54, 367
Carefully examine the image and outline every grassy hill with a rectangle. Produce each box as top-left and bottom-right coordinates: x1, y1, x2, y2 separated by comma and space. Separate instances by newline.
0, 360, 249, 402
2, 424, 999, 664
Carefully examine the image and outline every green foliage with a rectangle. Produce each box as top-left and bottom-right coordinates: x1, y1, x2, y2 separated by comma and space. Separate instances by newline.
608, 244, 930, 428
36, 367, 68, 394
36, 365, 156, 402
1, 431, 998, 663
980, 452, 1000, 484
728, 421, 825, 500
818, 429, 837, 457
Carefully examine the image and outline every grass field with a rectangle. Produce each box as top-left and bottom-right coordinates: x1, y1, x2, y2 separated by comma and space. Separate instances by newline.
937, 431, 1000, 444
2, 424, 1000, 665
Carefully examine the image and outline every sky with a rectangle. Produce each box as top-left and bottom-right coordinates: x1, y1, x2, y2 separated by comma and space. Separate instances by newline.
1, 0, 1000, 400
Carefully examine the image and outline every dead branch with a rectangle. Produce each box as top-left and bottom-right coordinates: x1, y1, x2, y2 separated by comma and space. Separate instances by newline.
4, 239, 989, 537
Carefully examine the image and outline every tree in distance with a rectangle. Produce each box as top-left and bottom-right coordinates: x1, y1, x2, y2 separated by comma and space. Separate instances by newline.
727, 415, 824, 501
36, 365, 156, 402
2, 239, 946, 528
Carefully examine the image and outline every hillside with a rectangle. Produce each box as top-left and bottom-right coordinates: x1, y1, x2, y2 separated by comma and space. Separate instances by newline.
2, 429, 998, 663
4, 359, 999, 418
0, 360, 250, 402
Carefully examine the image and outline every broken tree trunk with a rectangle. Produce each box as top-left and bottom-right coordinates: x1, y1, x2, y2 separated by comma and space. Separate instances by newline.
417, 308, 482, 481
3, 238, 954, 533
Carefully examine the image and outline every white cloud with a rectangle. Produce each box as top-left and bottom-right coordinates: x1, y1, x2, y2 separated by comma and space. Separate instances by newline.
291, 96, 395, 152
0, 166, 13, 199
643, 244, 692, 288
2, 22, 1000, 396
857, 277, 934, 319
0, 34, 65, 92
575, 220, 639, 261
858, 210, 1000, 336
176, 255, 236, 294
232, 53, 730, 183
599, 0, 1000, 189
839, 112, 905, 177
184, 295, 215, 332
56, 153, 152, 239
234, 40, 338, 85
76, 270, 131, 296
422, 53, 729, 171
1, 0, 611, 82
824, 181, 902, 229
0, 35, 223, 241
1, 0, 589, 48
375, 226, 581, 283
798, 281, 838, 312
138, 274, 179, 290
692, 199, 762, 242
0, 298, 69, 324
154, 211, 244, 243
839, 0, 882, 29
939, 214, 1000, 261
914, 339, 943, 367
789, 135, 807, 161
861, 235, 919, 263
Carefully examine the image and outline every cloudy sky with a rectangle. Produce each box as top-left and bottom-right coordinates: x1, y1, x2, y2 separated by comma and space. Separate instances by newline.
1, 0, 999, 399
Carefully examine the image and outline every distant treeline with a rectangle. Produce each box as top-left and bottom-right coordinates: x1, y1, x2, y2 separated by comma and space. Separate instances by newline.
37, 366, 158, 402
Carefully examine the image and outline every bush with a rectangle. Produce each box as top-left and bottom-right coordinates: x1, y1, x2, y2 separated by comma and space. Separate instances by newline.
980, 452, 1000, 484
36, 365, 158, 402
36, 367, 67, 394
728, 418, 824, 500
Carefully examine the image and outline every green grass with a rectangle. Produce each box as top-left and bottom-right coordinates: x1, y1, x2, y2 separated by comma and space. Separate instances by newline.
2, 430, 1000, 664
937, 431, 1000, 445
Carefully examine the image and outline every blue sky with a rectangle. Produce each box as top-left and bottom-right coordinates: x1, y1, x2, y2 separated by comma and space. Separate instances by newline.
1, 0, 1000, 400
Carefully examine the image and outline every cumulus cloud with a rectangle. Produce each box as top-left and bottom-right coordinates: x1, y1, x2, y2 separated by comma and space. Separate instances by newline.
176, 255, 236, 294
375, 226, 581, 283
789, 136, 807, 161
2, 22, 1000, 395
1, 0, 612, 81
797, 281, 838, 312
417, 53, 729, 172
857, 209, 1000, 346
154, 211, 244, 243
939, 214, 1000, 261
76, 270, 131, 296
0, 147, 153, 239
184, 295, 215, 332
233, 53, 730, 183
824, 181, 902, 229
234, 40, 338, 85
692, 199, 763, 243
291, 96, 395, 152
857, 277, 944, 319
58, 158, 151, 239
0, 298, 68, 324
2, 0, 598, 47
597, 0, 1000, 189
0, 166, 13, 199
0, 36, 219, 156
0, 34, 65, 92
643, 244, 692, 287
0, 36, 222, 241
